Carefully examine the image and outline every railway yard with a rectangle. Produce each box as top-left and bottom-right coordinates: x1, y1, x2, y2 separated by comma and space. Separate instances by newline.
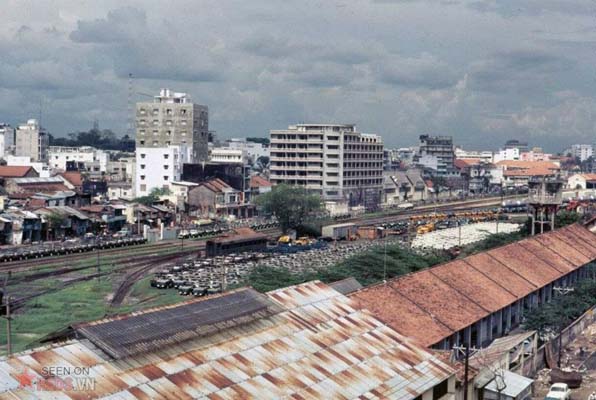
0, 194, 532, 353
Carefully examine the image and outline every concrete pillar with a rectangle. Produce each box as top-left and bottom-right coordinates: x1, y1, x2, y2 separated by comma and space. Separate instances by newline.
495, 309, 503, 337
464, 326, 472, 347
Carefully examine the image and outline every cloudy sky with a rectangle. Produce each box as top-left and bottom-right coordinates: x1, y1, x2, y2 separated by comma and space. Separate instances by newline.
1, 0, 595, 151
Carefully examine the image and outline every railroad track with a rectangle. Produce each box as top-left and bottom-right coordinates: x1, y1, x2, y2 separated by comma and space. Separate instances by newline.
9, 248, 200, 311
0, 240, 204, 274
109, 252, 193, 308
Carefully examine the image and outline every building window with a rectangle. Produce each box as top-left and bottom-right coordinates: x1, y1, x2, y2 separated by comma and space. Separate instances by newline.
153, 130, 158, 136
165, 141, 171, 146
140, 154, 146, 159
140, 184, 146, 191
164, 154, 169, 159
164, 165, 169, 170
139, 140, 145, 145
181, 109, 187, 115
153, 141, 158, 146
140, 175, 145, 180
166, 109, 172, 115
140, 164, 145, 169
166, 130, 172, 136
163, 176, 169, 181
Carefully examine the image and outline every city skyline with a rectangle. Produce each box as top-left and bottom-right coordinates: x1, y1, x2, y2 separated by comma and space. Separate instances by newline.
1, 1, 596, 152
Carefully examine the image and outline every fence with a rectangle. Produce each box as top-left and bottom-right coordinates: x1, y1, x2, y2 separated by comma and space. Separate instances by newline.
512, 305, 596, 377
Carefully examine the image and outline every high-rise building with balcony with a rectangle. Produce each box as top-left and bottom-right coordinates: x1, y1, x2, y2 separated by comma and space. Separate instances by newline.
135, 89, 209, 162
415, 135, 457, 176
269, 124, 384, 208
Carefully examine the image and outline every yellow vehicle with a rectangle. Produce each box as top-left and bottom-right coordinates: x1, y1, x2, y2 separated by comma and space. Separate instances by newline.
278, 235, 292, 245
295, 236, 314, 246
416, 223, 435, 235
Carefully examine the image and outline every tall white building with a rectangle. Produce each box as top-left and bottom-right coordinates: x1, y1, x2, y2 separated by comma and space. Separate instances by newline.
569, 144, 593, 162
135, 145, 188, 197
15, 119, 48, 162
0, 123, 15, 159
135, 89, 209, 163
270, 124, 384, 207
493, 147, 520, 162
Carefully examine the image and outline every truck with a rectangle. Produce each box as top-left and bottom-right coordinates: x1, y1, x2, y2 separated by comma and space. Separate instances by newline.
321, 223, 357, 241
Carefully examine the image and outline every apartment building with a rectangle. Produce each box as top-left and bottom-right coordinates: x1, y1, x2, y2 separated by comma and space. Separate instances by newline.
135, 145, 188, 197
568, 144, 593, 162
135, 89, 209, 163
415, 134, 457, 176
270, 124, 384, 207
0, 123, 15, 159
15, 119, 48, 162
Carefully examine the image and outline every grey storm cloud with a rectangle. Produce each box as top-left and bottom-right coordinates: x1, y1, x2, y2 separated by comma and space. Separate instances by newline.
0, 1, 595, 151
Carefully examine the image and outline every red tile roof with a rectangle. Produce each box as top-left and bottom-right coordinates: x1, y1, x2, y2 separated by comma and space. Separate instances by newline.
497, 160, 560, 177
454, 159, 481, 169
199, 178, 231, 193
249, 175, 272, 188
0, 166, 34, 177
351, 224, 596, 347
60, 171, 83, 187
429, 260, 517, 313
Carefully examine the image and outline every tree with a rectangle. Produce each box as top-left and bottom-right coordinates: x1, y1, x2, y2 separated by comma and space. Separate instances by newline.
254, 156, 270, 172
133, 187, 171, 205
46, 212, 67, 240
246, 137, 270, 145
256, 184, 322, 233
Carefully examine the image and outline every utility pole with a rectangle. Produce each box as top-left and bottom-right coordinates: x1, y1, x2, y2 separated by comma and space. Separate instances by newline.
5, 296, 11, 357
453, 344, 478, 400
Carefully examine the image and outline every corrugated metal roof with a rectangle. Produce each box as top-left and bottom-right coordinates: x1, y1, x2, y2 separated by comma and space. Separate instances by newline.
76, 288, 282, 359
351, 224, 596, 347
329, 277, 363, 295
0, 281, 454, 399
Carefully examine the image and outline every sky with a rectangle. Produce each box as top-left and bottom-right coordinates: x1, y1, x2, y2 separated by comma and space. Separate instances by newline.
1, 0, 596, 152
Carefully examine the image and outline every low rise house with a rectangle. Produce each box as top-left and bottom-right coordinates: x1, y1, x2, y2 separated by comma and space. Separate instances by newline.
497, 160, 560, 188
383, 168, 429, 204
107, 181, 134, 201
188, 178, 253, 218
0, 209, 42, 244
248, 175, 272, 202
567, 173, 596, 190
0, 165, 38, 179
34, 206, 90, 239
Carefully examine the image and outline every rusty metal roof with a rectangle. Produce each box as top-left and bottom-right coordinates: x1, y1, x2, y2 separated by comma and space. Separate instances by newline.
0, 281, 454, 399
76, 288, 282, 359
351, 224, 596, 347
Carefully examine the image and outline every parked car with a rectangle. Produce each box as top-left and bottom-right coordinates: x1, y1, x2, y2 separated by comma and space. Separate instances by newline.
545, 383, 571, 400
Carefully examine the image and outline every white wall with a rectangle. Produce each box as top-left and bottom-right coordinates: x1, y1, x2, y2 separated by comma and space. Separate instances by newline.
135, 145, 188, 196
5, 155, 50, 177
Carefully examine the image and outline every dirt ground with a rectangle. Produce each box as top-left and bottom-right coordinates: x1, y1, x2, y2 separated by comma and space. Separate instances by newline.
533, 321, 596, 400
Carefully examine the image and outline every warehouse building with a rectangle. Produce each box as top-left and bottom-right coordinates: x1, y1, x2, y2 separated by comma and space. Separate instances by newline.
0, 281, 456, 399
351, 224, 596, 350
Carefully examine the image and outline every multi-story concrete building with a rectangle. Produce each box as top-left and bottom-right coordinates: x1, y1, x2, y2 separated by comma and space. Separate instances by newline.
135, 145, 188, 197
135, 89, 209, 162
209, 148, 246, 164
48, 146, 109, 172
415, 134, 457, 176
567, 144, 593, 162
270, 124, 384, 207
15, 119, 48, 162
106, 156, 135, 183
0, 123, 15, 159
